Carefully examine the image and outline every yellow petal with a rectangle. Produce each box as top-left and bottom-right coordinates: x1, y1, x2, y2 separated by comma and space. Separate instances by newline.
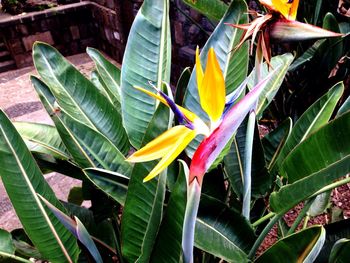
271, 0, 299, 20
143, 128, 197, 182
196, 46, 204, 90
127, 125, 191, 163
199, 48, 225, 122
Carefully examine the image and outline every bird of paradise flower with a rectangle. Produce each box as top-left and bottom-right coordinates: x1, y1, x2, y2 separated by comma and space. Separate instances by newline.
127, 46, 277, 262
230, 0, 343, 64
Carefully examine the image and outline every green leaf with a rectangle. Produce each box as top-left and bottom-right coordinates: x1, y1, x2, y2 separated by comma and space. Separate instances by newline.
175, 67, 191, 106
195, 195, 255, 262
121, 102, 170, 262
0, 252, 32, 263
33, 42, 130, 155
269, 111, 350, 214
337, 95, 350, 117
31, 75, 96, 168
182, 0, 228, 20
90, 70, 118, 107
261, 118, 292, 168
33, 153, 84, 180
68, 186, 84, 206
329, 238, 350, 263
39, 195, 103, 263
0, 110, 79, 262
121, 0, 171, 148
87, 48, 121, 107
289, 40, 324, 71
273, 82, 344, 172
150, 161, 188, 263
13, 122, 69, 160
59, 111, 132, 175
316, 218, 350, 261
255, 226, 325, 262
0, 229, 15, 254
247, 53, 294, 118
184, 0, 248, 156
11, 229, 42, 259
224, 118, 269, 199
84, 168, 129, 206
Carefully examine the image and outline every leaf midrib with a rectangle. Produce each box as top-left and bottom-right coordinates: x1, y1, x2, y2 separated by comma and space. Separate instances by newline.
38, 47, 95, 128
0, 123, 73, 263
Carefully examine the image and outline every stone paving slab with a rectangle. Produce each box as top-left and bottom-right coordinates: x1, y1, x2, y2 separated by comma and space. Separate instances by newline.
0, 53, 97, 231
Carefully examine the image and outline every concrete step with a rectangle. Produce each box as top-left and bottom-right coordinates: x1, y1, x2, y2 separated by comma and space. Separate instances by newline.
0, 51, 11, 62
0, 60, 16, 73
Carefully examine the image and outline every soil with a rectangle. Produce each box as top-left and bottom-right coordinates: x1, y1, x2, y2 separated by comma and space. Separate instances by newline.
257, 182, 350, 256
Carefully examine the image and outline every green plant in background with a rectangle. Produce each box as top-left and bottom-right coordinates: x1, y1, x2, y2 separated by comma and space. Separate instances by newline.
0, 0, 349, 262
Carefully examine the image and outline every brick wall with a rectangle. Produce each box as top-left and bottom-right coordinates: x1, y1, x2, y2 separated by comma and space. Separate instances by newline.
0, 0, 212, 82
0, 1, 127, 68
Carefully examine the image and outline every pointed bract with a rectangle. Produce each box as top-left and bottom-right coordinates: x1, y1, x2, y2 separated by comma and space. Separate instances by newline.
270, 19, 344, 41
189, 69, 276, 185
198, 48, 225, 123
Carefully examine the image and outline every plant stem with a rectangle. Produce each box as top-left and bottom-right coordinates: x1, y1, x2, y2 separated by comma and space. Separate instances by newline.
287, 198, 314, 235
0, 252, 32, 263
311, 176, 350, 197
242, 110, 256, 220
303, 215, 310, 229
183, 180, 202, 263
248, 214, 281, 259
252, 212, 275, 227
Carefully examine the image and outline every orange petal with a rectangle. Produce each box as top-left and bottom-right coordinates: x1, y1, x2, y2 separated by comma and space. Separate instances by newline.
199, 48, 225, 122
271, 0, 299, 20
143, 127, 197, 182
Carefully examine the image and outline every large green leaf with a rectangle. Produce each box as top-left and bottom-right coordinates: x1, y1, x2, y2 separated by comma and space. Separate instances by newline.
195, 195, 255, 262
84, 168, 129, 206
316, 218, 350, 262
59, 111, 132, 175
150, 161, 188, 263
121, 0, 171, 148
0, 252, 31, 263
289, 40, 324, 71
0, 110, 79, 262
33, 42, 130, 155
13, 122, 69, 160
269, 111, 350, 214
182, 0, 228, 20
329, 239, 350, 263
31, 76, 94, 169
261, 118, 292, 168
337, 95, 350, 116
87, 48, 121, 107
184, 0, 248, 156
0, 229, 15, 255
255, 226, 325, 262
224, 118, 269, 199
247, 53, 294, 118
273, 82, 344, 172
121, 103, 170, 262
